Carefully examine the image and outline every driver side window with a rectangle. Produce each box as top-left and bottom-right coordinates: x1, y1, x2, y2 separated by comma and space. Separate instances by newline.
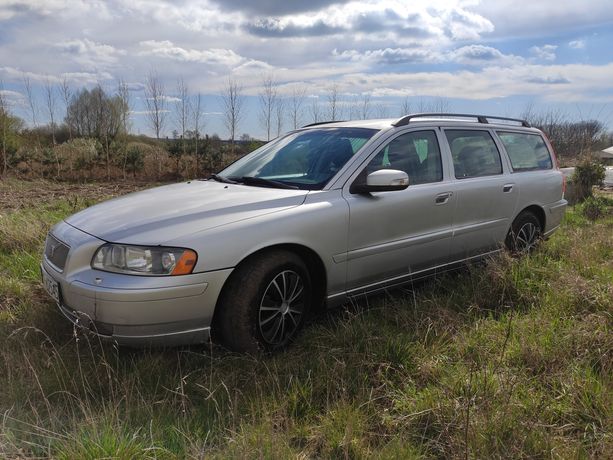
365, 130, 443, 185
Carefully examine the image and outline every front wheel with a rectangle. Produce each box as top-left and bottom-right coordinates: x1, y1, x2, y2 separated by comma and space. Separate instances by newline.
505, 211, 542, 254
216, 250, 312, 352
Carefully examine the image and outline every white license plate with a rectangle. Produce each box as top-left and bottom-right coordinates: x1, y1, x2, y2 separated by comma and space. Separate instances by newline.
42, 269, 60, 304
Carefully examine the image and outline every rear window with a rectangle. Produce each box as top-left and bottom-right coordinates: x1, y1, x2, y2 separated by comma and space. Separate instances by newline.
497, 131, 553, 171
445, 130, 502, 179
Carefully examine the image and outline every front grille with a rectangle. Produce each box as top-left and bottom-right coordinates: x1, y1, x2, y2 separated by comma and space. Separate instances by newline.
44, 233, 70, 272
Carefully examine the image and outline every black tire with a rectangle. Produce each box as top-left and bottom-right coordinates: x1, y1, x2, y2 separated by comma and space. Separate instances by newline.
216, 250, 312, 353
505, 211, 542, 254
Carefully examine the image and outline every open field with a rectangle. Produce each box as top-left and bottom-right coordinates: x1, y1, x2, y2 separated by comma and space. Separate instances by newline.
0, 179, 611, 459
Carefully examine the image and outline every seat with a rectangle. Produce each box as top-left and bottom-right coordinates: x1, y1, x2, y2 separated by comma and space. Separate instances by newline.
456, 145, 482, 178
326, 138, 354, 173
387, 140, 423, 183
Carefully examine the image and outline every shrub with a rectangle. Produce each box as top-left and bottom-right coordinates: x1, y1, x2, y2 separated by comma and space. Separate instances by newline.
580, 196, 608, 221
571, 156, 606, 202
55, 138, 101, 180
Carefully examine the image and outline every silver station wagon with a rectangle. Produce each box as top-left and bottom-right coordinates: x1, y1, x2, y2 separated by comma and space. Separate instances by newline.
41, 113, 567, 351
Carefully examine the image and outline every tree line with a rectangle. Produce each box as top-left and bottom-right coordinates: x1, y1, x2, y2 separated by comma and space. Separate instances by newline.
0, 73, 611, 182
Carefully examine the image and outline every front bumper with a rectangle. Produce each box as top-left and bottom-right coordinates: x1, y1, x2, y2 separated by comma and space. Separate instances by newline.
41, 221, 234, 347
43, 262, 233, 347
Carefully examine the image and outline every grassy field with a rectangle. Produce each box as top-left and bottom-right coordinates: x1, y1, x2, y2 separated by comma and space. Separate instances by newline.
0, 179, 611, 459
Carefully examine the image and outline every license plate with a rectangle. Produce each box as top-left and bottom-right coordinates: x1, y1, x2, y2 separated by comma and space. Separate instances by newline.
42, 269, 60, 304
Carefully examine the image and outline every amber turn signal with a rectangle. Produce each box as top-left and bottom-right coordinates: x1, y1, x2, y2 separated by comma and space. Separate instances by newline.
171, 249, 198, 275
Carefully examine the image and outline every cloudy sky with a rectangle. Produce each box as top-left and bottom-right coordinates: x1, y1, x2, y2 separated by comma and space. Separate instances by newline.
1, 0, 612, 138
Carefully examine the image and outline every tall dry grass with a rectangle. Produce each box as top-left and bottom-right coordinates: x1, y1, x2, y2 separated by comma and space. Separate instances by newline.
0, 183, 611, 458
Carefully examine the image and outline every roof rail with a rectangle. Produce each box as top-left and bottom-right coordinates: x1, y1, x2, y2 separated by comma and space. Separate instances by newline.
392, 113, 531, 128
301, 120, 346, 128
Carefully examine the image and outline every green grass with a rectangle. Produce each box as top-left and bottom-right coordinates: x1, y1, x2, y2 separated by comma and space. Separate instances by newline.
0, 180, 611, 458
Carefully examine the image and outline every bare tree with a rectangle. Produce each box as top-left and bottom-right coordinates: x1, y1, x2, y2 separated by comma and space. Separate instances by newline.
416, 96, 450, 113
190, 92, 204, 174
431, 97, 450, 113
144, 71, 167, 139
327, 83, 340, 121
347, 95, 360, 120
43, 77, 57, 145
258, 75, 278, 141
95, 84, 122, 180
22, 75, 40, 174
399, 96, 411, 116
310, 96, 321, 124
59, 76, 72, 139
360, 93, 371, 120
275, 95, 284, 138
0, 80, 9, 176
65, 85, 124, 179
42, 77, 61, 176
375, 103, 389, 118
22, 76, 38, 128
116, 78, 131, 134
116, 78, 132, 179
288, 85, 306, 129
174, 77, 189, 144
221, 77, 245, 153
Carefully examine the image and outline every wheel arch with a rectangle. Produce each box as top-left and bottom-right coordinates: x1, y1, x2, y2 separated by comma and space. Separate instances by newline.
513, 204, 546, 231
210, 243, 328, 337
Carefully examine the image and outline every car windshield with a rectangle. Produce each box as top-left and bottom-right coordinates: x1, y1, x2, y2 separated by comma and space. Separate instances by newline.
218, 127, 378, 190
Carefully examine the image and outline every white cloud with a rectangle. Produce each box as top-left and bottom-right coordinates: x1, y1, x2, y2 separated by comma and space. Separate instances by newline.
56, 39, 126, 70
321, 63, 613, 103
333, 45, 523, 68
333, 48, 443, 65
0, 0, 111, 21
472, 0, 613, 38
0, 66, 113, 85
569, 40, 586, 49
530, 44, 557, 62
441, 7, 494, 40
0, 89, 25, 108
449, 45, 524, 67
138, 40, 271, 73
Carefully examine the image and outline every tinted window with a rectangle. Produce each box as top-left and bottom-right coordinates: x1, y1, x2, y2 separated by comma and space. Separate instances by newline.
365, 130, 443, 185
445, 130, 502, 179
497, 131, 553, 171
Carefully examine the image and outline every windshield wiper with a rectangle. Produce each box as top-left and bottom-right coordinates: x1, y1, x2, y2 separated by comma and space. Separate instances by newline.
238, 176, 299, 190
209, 174, 238, 184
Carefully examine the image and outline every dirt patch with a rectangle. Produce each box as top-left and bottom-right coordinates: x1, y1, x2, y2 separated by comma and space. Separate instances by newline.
0, 180, 156, 211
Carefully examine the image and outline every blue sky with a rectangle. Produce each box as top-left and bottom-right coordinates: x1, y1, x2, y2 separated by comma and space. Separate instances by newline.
0, 0, 612, 139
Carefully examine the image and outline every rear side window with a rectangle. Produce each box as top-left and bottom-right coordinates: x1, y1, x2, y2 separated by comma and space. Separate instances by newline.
366, 130, 443, 185
445, 130, 502, 179
497, 131, 553, 171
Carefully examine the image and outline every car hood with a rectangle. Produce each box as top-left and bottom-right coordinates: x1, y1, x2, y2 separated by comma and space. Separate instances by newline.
65, 180, 309, 244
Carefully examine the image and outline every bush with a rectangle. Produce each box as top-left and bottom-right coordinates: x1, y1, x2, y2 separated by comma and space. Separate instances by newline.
55, 138, 101, 180
571, 156, 606, 202
580, 196, 606, 221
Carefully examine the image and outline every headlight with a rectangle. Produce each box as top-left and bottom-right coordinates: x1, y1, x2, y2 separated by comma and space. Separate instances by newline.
92, 244, 198, 276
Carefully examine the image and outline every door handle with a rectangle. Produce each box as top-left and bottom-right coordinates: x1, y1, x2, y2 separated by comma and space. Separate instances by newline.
503, 184, 514, 193
435, 192, 453, 204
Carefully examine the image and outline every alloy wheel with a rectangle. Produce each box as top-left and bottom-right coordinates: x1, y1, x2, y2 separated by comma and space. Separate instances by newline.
258, 270, 305, 346
515, 222, 539, 252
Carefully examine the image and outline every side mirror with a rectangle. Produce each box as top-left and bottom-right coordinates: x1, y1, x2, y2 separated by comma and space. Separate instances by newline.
350, 169, 409, 194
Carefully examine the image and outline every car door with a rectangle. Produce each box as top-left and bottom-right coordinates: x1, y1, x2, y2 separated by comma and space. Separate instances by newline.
443, 128, 519, 260
342, 129, 455, 292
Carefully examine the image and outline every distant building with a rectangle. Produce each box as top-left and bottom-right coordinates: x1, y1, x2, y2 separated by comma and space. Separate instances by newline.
596, 146, 613, 166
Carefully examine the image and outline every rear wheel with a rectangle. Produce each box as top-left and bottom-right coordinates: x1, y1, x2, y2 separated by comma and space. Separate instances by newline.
506, 211, 542, 254
217, 250, 312, 352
